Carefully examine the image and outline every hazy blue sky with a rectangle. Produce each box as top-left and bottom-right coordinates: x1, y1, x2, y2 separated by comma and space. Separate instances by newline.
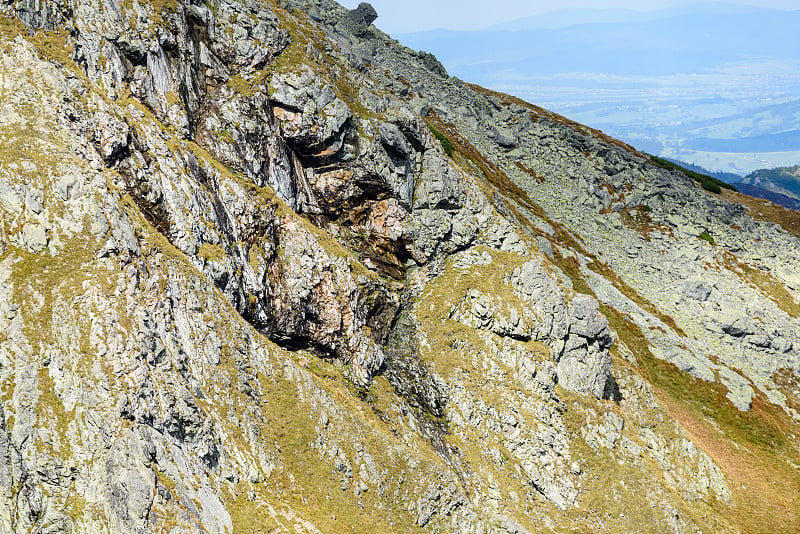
338, 0, 800, 33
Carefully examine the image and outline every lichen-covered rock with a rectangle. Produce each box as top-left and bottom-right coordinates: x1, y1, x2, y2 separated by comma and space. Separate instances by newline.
557, 295, 613, 398
0, 0, 798, 532
508, 261, 613, 398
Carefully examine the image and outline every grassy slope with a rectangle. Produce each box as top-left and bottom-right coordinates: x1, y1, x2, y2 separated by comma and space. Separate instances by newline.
5, 2, 800, 532
428, 93, 800, 532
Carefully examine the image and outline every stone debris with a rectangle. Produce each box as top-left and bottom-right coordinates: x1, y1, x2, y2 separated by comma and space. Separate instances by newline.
0, 0, 797, 532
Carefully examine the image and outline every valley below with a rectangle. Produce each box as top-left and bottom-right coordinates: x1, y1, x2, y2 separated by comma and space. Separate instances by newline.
397, 4, 800, 177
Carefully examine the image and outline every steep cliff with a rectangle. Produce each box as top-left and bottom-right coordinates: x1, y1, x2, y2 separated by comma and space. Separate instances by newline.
0, 1, 799, 533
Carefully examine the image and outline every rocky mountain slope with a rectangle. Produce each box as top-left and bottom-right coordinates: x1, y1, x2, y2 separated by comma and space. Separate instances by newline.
0, 1, 799, 533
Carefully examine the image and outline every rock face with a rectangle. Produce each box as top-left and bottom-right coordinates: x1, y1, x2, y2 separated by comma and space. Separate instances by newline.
337, 2, 378, 36
1, 0, 799, 533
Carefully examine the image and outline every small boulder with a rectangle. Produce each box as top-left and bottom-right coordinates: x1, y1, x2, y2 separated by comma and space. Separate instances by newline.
680, 279, 712, 302
337, 3, 378, 36
19, 222, 48, 253
415, 51, 448, 77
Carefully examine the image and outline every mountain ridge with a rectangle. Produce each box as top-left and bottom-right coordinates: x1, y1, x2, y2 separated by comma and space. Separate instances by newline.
739, 165, 800, 201
0, 1, 799, 533
396, 10, 800, 74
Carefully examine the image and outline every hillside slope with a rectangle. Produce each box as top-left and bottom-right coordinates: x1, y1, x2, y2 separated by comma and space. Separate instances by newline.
730, 184, 800, 211
741, 165, 800, 201
0, 1, 799, 533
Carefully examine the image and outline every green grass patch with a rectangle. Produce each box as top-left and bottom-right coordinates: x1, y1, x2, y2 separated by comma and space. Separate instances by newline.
559, 389, 719, 533
425, 122, 454, 156
698, 231, 715, 246
198, 243, 226, 262
249, 366, 432, 533
413, 247, 535, 376
7, 238, 108, 351
119, 0, 178, 27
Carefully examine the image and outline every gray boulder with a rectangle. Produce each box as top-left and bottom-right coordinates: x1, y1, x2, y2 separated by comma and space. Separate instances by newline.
415, 50, 448, 78
557, 295, 614, 398
337, 2, 378, 36
509, 262, 613, 398
681, 280, 712, 302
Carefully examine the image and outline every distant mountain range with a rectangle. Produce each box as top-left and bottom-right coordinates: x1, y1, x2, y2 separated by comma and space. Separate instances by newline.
673, 161, 800, 210
487, 3, 779, 31
397, 6, 800, 78
395, 3, 800, 175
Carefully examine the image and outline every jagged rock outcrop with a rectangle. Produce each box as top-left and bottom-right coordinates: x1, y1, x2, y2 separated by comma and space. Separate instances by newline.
336, 2, 376, 37
1, 0, 799, 533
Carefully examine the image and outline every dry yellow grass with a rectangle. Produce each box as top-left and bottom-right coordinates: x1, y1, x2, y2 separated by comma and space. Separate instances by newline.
721, 189, 800, 237
604, 305, 800, 534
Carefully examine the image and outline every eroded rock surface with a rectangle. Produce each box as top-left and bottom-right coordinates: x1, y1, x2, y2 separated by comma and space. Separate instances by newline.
0, 1, 799, 533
